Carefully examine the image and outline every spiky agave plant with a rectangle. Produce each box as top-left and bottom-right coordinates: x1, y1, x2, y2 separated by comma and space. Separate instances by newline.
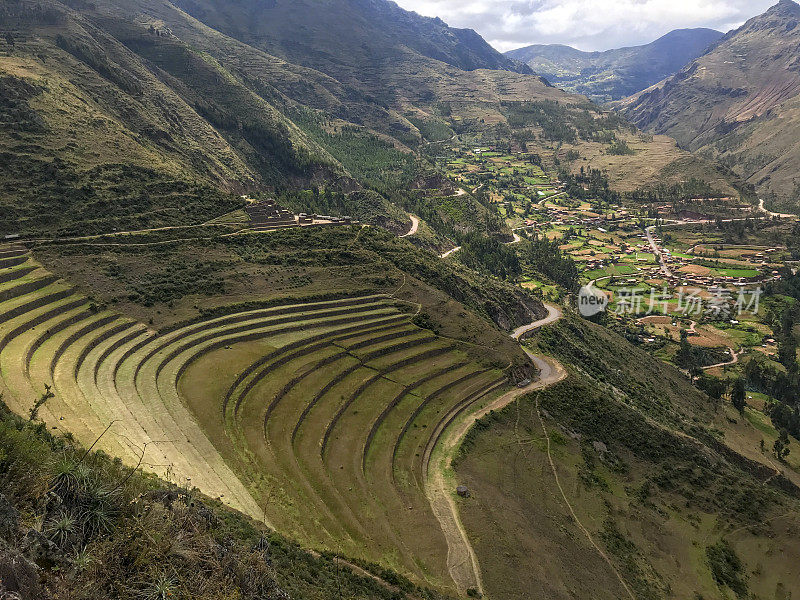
132, 573, 181, 600
48, 455, 82, 499
72, 546, 95, 574
75, 471, 118, 538
45, 510, 77, 549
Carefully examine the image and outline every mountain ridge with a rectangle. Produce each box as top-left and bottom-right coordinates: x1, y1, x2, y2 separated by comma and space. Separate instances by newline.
616, 0, 800, 209
0, 0, 742, 237
506, 28, 724, 102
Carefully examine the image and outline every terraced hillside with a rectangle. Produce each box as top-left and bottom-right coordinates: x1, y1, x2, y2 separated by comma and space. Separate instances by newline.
0, 244, 262, 515
0, 243, 520, 590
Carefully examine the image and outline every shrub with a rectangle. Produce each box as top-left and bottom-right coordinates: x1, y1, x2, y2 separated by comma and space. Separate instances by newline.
706, 540, 748, 597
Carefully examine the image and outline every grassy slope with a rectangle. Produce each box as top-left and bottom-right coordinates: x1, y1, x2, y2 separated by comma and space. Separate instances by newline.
455, 315, 800, 599
115, 0, 702, 218
0, 0, 746, 243
171, 0, 529, 77
0, 402, 457, 600
0, 232, 542, 591
0, 239, 540, 591
0, 0, 357, 236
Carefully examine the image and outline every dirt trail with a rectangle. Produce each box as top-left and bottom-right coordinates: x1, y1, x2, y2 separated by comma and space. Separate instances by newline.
703, 347, 744, 371
400, 215, 420, 238
512, 302, 562, 340
425, 303, 566, 595
539, 190, 566, 205
439, 246, 462, 259
533, 394, 637, 600
646, 225, 672, 278
759, 198, 796, 219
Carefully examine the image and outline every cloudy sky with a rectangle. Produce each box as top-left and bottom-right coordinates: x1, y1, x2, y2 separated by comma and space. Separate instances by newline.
392, 0, 778, 52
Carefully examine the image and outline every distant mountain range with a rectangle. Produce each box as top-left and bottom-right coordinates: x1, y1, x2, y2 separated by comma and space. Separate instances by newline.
617, 0, 800, 209
506, 28, 724, 103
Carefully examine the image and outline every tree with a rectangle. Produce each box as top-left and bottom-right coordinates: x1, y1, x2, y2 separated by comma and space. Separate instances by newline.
689, 364, 704, 384
774, 429, 791, 461
675, 330, 694, 369
778, 330, 798, 371
697, 375, 727, 400
4, 33, 14, 51
731, 378, 747, 413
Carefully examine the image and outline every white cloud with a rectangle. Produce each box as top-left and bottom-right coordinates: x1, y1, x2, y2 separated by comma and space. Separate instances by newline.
392, 0, 778, 51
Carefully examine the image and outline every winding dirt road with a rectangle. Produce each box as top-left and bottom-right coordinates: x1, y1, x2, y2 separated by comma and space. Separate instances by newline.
426, 302, 566, 595
512, 302, 562, 340
440, 246, 462, 259
400, 215, 420, 238
703, 347, 745, 371
759, 198, 796, 219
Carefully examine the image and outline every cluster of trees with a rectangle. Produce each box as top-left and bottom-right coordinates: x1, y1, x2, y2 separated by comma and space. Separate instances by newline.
0, 74, 47, 133
456, 232, 521, 281
501, 100, 578, 143
789, 223, 800, 260
525, 234, 579, 291
767, 266, 800, 299
559, 167, 620, 204
712, 215, 764, 242
606, 139, 635, 156
277, 187, 410, 233
627, 178, 724, 203
696, 371, 792, 461
734, 299, 799, 457
407, 115, 453, 143
1, 157, 243, 237
675, 331, 731, 373
126, 259, 228, 307
500, 100, 632, 146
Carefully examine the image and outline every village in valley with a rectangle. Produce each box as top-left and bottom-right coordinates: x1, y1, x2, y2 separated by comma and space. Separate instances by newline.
432, 142, 799, 379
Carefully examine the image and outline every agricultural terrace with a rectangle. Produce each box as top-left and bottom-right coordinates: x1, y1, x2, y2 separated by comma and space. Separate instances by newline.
0, 243, 528, 591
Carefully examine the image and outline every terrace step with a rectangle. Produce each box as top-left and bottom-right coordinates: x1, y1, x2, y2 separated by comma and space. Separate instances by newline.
0, 252, 522, 578
0, 255, 28, 269
257, 326, 429, 432
320, 343, 457, 458
0, 265, 36, 285
0, 276, 59, 304
420, 376, 508, 478
391, 367, 499, 479
0, 296, 87, 355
